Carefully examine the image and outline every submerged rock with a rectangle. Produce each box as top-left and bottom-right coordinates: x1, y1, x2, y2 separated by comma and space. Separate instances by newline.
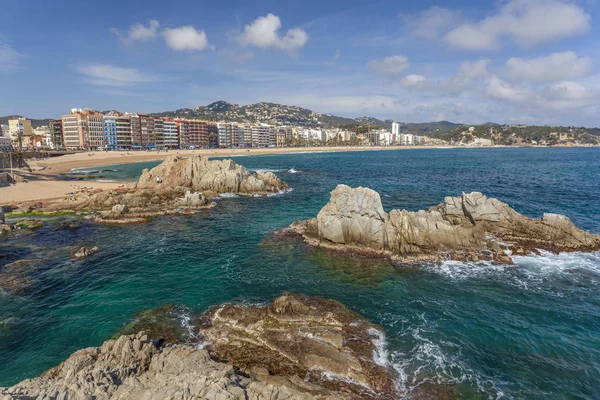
13, 219, 44, 230
113, 304, 190, 344
74, 246, 99, 258
290, 185, 600, 264
1, 293, 399, 399
0, 259, 41, 294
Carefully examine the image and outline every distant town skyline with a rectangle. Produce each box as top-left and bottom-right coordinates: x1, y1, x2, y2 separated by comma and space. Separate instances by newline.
1, 0, 599, 126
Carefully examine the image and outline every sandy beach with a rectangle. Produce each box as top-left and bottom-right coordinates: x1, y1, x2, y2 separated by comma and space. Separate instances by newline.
0, 146, 431, 204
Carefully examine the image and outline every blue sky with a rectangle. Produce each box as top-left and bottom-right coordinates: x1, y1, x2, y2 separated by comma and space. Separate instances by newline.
1, 0, 599, 126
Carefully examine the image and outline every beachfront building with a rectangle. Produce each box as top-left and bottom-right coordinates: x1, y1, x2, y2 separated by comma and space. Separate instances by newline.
61, 110, 86, 149
139, 115, 155, 149
86, 113, 105, 149
8, 118, 33, 141
49, 120, 63, 149
115, 115, 132, 149
129, 114, 142, 148
208, 123, 219, 148
392, 122, 400, 136
163, 120, 178, 148
217, 122, 230, 148
239, 123, 253, 147
103, 115, 117, 150
0, 124, 8, 137
400, 133, 414, 145
183, 119, 208, 148
153, 118, 164, 149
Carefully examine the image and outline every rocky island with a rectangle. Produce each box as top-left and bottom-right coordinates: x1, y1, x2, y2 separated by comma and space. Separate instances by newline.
4, 155, 287, 225
0, 293, 402, 400
288, 185, 600, 264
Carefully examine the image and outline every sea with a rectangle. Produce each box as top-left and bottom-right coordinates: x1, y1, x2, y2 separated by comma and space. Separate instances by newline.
1, 147, 599, 399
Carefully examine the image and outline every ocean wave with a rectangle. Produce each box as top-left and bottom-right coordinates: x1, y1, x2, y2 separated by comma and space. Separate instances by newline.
392, 318, 506, 399
368, 327, 389, 367
288, 168, 301, 173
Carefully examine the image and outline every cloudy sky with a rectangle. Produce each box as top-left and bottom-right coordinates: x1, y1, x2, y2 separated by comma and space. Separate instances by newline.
1, 0, 599, 125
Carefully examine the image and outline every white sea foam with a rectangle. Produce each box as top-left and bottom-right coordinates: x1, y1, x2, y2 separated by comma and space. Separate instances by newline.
368, 327, 389, 367
219, 193, 240, 198
391, 316, 506, 399
288, 168, 301, 173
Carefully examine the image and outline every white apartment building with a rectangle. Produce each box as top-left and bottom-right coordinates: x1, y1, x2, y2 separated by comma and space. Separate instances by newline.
162, 120, 178, 148
400, 133, 414, 145
392, 122, 400, 136
86, 114, 105, 149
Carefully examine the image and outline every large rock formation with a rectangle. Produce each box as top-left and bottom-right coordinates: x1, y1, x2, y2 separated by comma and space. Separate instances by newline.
1, 293, 399, 400
136, 155, 287, 195
37, 156, 287, 224
290, 185, 600, 263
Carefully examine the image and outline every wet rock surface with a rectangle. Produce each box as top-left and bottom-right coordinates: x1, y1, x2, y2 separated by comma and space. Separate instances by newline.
290, 185, 600, 264
1, 293, 400, 399
74, 246, 99, 258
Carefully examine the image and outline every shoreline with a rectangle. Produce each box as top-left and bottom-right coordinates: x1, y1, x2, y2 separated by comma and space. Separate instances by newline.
0, 144, 597, 205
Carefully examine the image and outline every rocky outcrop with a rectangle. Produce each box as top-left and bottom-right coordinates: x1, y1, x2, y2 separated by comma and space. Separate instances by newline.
198, 292, 396, 399
290, 185, 600, 263
34, 156, 287, 224
136, 155, 287, 195
74, 246, 99, 258
1, 293, 399, 399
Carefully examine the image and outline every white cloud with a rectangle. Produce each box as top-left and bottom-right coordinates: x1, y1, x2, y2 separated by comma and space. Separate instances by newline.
129, 20, 160, 41
0, 42, 25, 73
401, 74, 428, 89
368, 55, 410, 76
111, 20, 160, 45
74, 64, 161, 87
408, 6, 463, 40
506, 51, 593, 82
486, 76, 595, 111
237, 14, 309, 51
164, 26, 212, 52
445, 0, 591, 50
486, 76, 532, 103
436, 59, 490, 95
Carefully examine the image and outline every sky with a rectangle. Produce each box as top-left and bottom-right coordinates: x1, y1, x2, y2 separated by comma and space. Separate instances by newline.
1, 0, 599, 126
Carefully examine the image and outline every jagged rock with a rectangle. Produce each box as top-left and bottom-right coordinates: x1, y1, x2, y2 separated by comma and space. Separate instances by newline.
40, 157, 285, 224
317, 185, 388, 250
0, 259, 41, 294
0, 294, 399, 399
182, 191, 206, 208
74, 246, 99, 258
198, 292, 397, 398
290, 185, 600, 263
111, 204, 129, 215
136, 155, 287, 195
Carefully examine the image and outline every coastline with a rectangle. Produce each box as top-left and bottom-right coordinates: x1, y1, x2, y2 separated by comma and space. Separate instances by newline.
0, 144, 596, 205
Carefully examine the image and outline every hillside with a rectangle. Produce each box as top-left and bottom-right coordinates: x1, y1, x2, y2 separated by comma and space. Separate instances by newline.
437, 124, 600, 146
0, 116, 51, 128
153, 101, 358, 128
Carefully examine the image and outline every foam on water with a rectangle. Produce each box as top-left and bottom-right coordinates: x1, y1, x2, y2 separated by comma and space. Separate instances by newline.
368, 327, 389, 367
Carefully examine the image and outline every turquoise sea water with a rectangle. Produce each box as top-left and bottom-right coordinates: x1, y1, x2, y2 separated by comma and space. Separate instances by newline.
1, 148, 600, 399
